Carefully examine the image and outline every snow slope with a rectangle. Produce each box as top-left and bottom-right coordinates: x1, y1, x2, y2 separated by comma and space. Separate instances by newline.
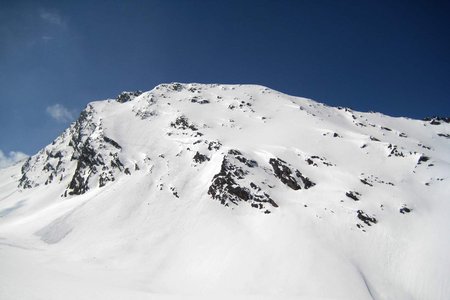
0, 83, 449, 300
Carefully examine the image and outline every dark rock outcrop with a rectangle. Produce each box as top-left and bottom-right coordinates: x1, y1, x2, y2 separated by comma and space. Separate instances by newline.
423, 116, 450, 125
346, 191, 361, 201
387, 144, 405, 157
116, 91, 143, 103
400, 205, 412, 214
170, 116, 198, 131
193, 152, 210, 164
19, 105, 126, 197
269, 158, 315, 190
417, 155, 430, 165
357, 210, 377, 226
208, 150, 278, 212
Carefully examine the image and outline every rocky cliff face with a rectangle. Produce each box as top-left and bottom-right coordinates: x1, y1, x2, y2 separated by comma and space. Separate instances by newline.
19, 104, 128, 196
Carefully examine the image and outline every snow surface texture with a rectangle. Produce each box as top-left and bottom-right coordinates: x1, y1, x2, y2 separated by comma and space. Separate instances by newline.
0, 83, 449, 300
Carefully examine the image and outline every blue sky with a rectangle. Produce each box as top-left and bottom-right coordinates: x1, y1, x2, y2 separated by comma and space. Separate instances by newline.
1, 0, 449, 165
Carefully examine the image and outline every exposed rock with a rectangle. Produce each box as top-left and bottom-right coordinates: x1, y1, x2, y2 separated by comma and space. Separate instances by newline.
18, 158, 33, 189
269, 158, 315, 190
207, 140, 222, 151
346, 191, 361, 201
103, 136, 122, 149
357, 210, 377, 226
359, 174, 394, 187
193, 152, 210, 164
400, 205, 412, 214
19, 105, 127, 197
423, 116, 450, 125
191, 97, 210, 104
418, 155, 430, 165
306, 158, 315, 166
387, 144, 405, 157
170, 83, 183, 91
208, 150, 277, 212
170, 116, 198, 131
116, 91, 143, 103
360, 179, 373, 186
230, 150, 258, 168
418, 143, 432, 150
170, 186, 180, 198
305, 155, 333, 167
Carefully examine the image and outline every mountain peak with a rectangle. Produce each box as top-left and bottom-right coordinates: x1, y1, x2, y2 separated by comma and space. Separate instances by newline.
1, 83, 449, 299
116, 90, 143, 103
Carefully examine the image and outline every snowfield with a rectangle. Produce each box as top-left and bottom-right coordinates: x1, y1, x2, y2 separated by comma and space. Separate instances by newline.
0, 83, 449, 299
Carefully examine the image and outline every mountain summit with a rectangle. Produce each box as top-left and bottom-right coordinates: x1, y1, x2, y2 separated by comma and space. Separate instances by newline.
1, 83, 449, 299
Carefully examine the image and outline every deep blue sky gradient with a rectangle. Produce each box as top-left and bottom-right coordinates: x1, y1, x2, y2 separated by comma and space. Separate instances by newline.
1, 0, 449, 155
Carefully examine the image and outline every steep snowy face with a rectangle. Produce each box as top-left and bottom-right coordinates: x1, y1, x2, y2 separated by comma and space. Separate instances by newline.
16, 83, 449, 216
1, 83, 449, 299
17, 83, 326, 213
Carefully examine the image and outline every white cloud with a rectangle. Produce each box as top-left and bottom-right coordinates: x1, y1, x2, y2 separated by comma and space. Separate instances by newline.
39, 10, 65, 27
0, 150, 28, 169
46, 104, 75, 123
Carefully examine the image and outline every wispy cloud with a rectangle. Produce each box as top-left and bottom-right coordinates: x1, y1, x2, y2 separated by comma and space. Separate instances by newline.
46, 104, 75, 123
0, 150, 28, 169
41, 35, 54, 41
39, 9, 66, 27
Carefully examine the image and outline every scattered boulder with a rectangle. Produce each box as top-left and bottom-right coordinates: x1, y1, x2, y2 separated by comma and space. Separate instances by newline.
418, 143, 432, 150
305, 155, 333, 167
387, 144, 405, 157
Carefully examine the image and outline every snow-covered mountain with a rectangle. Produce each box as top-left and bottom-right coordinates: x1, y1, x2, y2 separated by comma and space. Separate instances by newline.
0, 83, 449, 300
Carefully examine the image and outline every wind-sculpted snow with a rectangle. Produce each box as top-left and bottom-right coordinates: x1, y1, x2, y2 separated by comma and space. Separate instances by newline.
1, 83, 449, 300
